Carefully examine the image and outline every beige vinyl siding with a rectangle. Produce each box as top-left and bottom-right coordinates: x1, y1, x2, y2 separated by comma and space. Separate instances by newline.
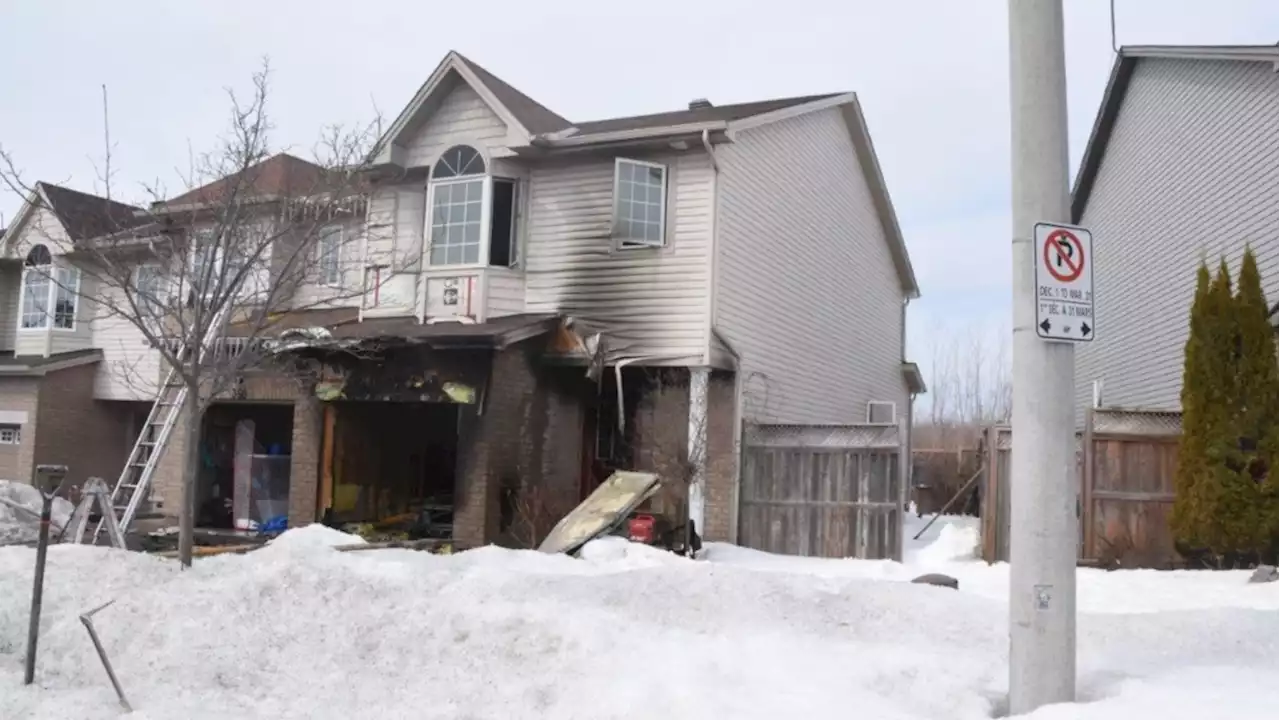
0, 265, 20, 351
524, 151, 714, 362
403, 82, 510, 169
1075, 57, 1279, 417
714, 107, 906, 424
485, 268, 525, 318
286, 219, 367, 311
88, 280, 162, 400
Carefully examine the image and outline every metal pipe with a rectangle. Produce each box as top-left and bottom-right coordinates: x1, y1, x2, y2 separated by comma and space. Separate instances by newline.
80, 600, 133, 712
1007, 0, 1078, 712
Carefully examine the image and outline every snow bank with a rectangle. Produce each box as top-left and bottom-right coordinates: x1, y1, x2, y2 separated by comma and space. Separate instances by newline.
0, 480, 74, 546
0, 521, 1275, 720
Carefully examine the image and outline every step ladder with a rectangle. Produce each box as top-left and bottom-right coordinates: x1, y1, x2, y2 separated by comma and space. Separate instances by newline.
71, 300, 236, 545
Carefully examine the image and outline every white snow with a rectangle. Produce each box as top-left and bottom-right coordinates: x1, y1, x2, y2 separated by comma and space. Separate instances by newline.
1, 512, 1275, 719
0, 480, 74, 546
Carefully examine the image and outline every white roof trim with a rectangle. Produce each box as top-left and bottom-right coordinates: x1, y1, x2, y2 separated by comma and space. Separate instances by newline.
373, 51, 532, 166
542, 120, 729, 147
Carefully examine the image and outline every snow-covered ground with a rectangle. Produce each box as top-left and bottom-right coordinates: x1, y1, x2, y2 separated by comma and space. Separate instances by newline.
1, 510, 1275, 719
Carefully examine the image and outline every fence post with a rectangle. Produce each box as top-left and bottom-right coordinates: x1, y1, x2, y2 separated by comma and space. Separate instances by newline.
1082, 405, 1096, 561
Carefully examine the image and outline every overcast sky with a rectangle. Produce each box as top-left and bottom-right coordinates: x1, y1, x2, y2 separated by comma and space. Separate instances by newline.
1, 0, 1276, 385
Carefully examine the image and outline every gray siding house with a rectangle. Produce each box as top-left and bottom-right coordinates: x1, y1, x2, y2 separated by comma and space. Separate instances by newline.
1072, 44, 1279, 417
2, 50, 921, 552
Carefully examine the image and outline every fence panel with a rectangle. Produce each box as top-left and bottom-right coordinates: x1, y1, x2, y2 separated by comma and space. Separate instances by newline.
739, 424, 902, 560
979, 409, 1185, 567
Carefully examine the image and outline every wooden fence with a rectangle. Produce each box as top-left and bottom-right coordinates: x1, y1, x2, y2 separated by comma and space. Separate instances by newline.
979, 408, 1183, 567
739, 423, 904, 561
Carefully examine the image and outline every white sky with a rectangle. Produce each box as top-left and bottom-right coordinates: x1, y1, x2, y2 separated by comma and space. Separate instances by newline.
1, 0, 1276, 383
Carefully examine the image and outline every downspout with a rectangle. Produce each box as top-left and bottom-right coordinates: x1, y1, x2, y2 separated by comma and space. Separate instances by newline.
701, 128, 720, 367
900, 296, 912, 554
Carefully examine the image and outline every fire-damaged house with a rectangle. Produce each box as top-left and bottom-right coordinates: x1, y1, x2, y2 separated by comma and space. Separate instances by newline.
2, 50, 922, 557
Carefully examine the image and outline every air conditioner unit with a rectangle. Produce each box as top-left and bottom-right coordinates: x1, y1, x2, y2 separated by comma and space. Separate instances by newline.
866, 401, 896, 425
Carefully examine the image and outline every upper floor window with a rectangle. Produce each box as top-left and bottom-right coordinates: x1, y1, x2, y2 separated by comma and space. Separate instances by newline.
19, 244, 79, 331
135, 263, 168, 315
426, 145, 519, 268
613, 159, 667, 248
318, 225, 343, 285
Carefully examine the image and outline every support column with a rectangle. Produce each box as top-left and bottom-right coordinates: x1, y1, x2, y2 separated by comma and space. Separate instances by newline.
1007, 0, 1078, 712
288, 395, 323, 529
686, 367, 709, 532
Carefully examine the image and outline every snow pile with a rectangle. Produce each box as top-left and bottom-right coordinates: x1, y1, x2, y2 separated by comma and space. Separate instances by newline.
0, 518, 1276, 719
0, 480, 74, 546
911, 522, 981, 565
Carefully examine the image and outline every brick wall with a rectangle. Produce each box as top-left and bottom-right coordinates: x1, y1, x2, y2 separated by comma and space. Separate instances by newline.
0, 377, 41, 484
625, 368, 740, 543
33, 362, 134, 494
453, 342, 586, 549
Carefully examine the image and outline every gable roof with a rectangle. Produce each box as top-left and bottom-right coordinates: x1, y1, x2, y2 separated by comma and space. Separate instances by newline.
162, 153, 336, 209
1, 182, 145, 251
1070, 43, 1279, 223
379, 52, 918, 298
452, 53, 572, 136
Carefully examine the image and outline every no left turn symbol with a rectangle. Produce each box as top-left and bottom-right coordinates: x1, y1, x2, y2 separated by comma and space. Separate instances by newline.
1043, 229, 1085, 283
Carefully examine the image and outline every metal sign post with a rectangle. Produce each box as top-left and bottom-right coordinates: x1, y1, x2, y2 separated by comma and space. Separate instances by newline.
24, 464, 68, 685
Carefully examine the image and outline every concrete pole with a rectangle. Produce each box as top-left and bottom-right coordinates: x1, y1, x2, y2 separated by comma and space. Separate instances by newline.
1007, 0, 1078, 714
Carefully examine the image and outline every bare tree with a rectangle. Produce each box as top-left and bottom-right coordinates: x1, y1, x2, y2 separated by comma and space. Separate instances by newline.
921, 320, 1012, 450
0, 60, 394, 566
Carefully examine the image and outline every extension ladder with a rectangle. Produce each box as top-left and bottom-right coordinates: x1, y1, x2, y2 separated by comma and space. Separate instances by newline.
68, 300, 235, 545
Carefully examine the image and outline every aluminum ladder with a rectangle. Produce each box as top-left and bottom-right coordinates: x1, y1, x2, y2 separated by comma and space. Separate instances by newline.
74, 301, 236, 545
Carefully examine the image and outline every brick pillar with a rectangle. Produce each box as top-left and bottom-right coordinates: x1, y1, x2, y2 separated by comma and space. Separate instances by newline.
703, 370, 738, 543
453, 407, 493, 548
288, 394, 323, 529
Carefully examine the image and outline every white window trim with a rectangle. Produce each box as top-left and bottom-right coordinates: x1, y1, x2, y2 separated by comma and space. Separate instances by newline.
492, 176, 521, 269
866, 401, 897, 425
52, 265, 81, 331
612, 157, 669, 250
424, 175, 492, 270
18, 262, 80, 333
0, 424, 20, 445
317, 224, 344, 286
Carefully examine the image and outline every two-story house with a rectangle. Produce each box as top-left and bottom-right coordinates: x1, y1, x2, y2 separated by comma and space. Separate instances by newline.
5, 50, 921, 553
1071, 44, 1278, 418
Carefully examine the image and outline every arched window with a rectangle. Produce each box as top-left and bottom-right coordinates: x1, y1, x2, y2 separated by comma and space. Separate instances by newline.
426, 145, 519, 268
432, 145, 486, 179
19, 244, 79, 331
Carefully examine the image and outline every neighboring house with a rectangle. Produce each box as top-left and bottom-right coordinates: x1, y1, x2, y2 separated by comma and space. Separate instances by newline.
1072, 44, 1279, 417
1, 50, 922, 553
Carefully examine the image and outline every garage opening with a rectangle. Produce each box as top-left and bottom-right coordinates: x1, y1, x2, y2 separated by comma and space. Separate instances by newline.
327, 402, 459, 538
197, 403, 293, 530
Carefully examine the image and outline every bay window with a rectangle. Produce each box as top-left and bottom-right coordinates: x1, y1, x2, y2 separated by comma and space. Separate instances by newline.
19, 244, 79, 330
425, 144, 520, 268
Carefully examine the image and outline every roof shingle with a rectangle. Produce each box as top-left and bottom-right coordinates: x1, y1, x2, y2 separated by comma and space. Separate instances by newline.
37, 182, 146, 241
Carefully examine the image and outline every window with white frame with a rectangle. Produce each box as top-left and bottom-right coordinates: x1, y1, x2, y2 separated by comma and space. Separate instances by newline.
0, 424, 20, 445
135, 263, 167, 315
19, 245, 78, 330
190, 229, 221, 292
613, 159, 667, 247
53, 266, 79, 329
318, 225, 343, 285
428, 145, 487, 266
20, 245, 52, 329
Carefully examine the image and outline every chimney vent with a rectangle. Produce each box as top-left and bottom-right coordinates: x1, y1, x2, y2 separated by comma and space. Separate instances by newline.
688, 98, 713, 110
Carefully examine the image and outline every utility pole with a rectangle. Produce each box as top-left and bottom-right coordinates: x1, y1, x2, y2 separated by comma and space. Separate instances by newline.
1007, 0, 1078, 714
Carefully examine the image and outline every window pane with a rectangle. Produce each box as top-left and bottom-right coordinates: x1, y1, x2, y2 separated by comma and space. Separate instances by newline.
449, 204, 464, 223
466, 181, 482, 202
647, 204, 662, 224
430, 245, 449, 265
465, 201, 481, 223
463, 244, 480, 264
446, 244, 462, 265
464, 223, 480, 245
447, 226, 463, 246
